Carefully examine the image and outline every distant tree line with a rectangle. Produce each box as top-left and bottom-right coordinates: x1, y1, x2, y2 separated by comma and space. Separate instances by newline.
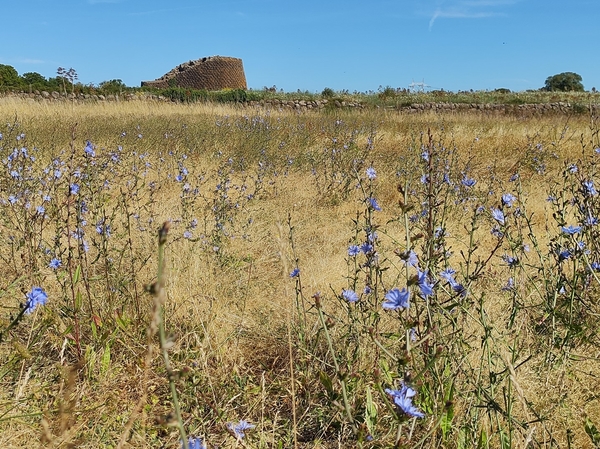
0, 64, 131, 95
0, 64, 594, 97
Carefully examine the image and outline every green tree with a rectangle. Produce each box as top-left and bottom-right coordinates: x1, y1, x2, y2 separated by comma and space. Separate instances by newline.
0, 64, 21, 87
21, 72, 47, 85
543, 72, 584, 92
21, 72, 48, 91
98, 79, 127, 95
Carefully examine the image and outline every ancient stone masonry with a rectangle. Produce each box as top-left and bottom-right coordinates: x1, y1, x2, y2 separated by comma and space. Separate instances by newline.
141, 56, 247, 91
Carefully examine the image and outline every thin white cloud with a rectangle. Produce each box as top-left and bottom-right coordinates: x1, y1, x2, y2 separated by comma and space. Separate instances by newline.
428, 0, 514, 30
0, 57, 46, 65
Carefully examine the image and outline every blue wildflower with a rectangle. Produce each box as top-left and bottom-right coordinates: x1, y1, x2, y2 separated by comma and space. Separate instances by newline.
382, 288, 410, 310
49, 258, 61, 270
401, 250, 419, 267
509, 173, 519, 182
491, 208, 505, 225
590, 262, 600, 271
417, 270, 434, 298
502, 254, 519, 268
84, 140, 96, 157
360, 242, 374, 254
342, 289, 359, 303
96, 220, 111, 237
227, 420, 255, 439
439, 268, 456, 284
461, 176, 476, 187
502, 277, 515, 291
363, 285, 372, 295
585, 216, 599, 226
561, 225, 582, 235
290, 268, 300, 278
491, 226, 504, 238
70, 183, 80, 195
348, 245, 360, 257
501, 193, 516, 207
367, 197, 381, 211
583, 180, 598, 196
183, 436, 207, 449
183, 230, 192, 239
452, 282, 467, 297
25, 287, 48, 315
366, 166, 377, 180
558, 249, 572, 261
385, 382, 425, 418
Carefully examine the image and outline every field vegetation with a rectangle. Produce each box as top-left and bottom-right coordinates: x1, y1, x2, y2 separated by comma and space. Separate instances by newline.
0, 97, 599, 448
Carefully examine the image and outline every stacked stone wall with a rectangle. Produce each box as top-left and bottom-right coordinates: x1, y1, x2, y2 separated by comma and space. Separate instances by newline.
141, 56, 247, 91
2, 91, 598, 117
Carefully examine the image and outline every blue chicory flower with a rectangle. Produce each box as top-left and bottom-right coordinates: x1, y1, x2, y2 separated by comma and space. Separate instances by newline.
49, 258, 61, 270
360, 242, 374, 254
382, 288, 410, 310
501, 193, 516, 207
491, 208, 505, 225
461, 176, 476, 187
558, 249, 572, 261
583, 180, 598, 196
348, 245, 360, 257
401, 250, 419, 268
84, 140, 96, 157
183, 436, 207, 449
227, 420, 255, 439
366, 166, 377, 180
502, 254, 519, 268
342, 289, 359, 303
24, 287, 48, 315
290, 268, 300, 278
367, 197, 381, 211
561, 225, 582, 235
439, 268, 456, 284
385, 382, 425, 418
502, 277, 515, 291
417, 270, 434, 298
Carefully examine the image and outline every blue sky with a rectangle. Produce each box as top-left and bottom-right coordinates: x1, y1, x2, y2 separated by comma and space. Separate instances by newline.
2, 0, 599, 93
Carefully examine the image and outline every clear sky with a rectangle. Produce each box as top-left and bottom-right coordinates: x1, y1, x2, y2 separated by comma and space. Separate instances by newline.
2, 0, 599, 93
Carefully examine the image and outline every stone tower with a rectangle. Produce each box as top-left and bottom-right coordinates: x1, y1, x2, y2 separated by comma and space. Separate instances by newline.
141, 56, 247, 90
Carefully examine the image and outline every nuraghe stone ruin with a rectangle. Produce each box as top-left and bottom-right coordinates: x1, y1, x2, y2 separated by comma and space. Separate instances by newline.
141, 56, 247, 90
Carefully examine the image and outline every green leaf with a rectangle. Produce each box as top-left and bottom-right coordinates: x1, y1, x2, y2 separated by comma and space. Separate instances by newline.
319, 370, 335, 399
100, 344, 111, 375
365, 385, 377, 436
585, 418, 600, 447
73, 265, 81, 284
75, 290, 83, 310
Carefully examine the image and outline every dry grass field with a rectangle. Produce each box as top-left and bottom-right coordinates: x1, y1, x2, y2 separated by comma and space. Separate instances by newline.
0, 97, 599, 448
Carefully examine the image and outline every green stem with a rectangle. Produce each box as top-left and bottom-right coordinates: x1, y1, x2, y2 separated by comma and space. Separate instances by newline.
316, 302, 355, 431
155, 222, 187, 444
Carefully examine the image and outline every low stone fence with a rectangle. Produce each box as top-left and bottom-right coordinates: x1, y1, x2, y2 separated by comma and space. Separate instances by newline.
2, 91, 598, 116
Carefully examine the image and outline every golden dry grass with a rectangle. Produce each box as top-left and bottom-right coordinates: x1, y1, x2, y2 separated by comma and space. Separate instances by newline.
0, 98, 599, 448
